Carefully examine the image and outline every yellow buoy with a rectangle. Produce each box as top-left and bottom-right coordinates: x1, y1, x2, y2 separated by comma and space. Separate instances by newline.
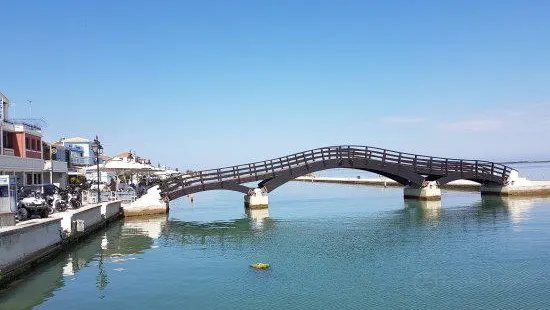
250, 263, 270, 269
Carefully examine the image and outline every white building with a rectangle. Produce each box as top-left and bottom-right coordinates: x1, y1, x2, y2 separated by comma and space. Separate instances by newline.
57, 137, 101, 167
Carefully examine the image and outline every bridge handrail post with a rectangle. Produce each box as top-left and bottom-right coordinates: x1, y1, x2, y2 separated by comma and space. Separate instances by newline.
491, 162, 495, 175
475, 161, 479, 178
263, 160, 268, 177
253, 162, 258, 180
445, 158, 449, 174
397, 152, 402, 166
285, 156, 292, 175
460, 160, 463, 178
413, 155, 417, 172
269, 160, 275, 177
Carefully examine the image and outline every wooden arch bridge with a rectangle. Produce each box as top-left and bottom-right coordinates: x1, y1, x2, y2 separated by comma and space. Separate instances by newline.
161, 145, 513, 201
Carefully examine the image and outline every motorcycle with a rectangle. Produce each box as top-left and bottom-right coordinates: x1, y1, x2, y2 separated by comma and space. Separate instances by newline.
68, 188, 82, 209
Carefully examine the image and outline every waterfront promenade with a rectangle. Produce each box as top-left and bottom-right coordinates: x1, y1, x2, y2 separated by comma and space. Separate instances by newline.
0, 185, 168, 288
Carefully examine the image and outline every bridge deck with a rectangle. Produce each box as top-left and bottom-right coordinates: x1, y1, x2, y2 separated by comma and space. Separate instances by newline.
162, 145, 513, 200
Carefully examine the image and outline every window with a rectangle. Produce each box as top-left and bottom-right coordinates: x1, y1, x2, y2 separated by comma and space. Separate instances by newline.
26, 173, 33, 185
3, 131, 13, 148
32, 139, 36, 151
25, 137, 30, 150
37, 141, 41, 151
33, 173, 42, 185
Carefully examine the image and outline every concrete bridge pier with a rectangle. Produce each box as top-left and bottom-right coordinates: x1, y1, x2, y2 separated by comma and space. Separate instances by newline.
403, 181, 441, 200
244, 188, 269, 209
480, 170, 542, 197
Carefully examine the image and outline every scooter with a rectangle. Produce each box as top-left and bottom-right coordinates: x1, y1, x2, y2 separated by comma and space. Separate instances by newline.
52, 188, 69, 212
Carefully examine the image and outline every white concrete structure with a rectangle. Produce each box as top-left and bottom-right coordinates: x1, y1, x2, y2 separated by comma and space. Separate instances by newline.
43, 159, 68, 188
123, 185, 168, 216
481, 170, 550, 196
52, 201, 121, 235
0, 218, 63, 273
244, 188, 269, 208
0, 201, 122, 284
403, 181, 442, 200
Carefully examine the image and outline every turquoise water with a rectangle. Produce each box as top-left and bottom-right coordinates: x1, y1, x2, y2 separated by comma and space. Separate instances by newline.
1, 171, 550, 309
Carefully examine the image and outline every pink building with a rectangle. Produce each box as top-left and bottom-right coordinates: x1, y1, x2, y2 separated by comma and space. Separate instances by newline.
0, 92, 67, 187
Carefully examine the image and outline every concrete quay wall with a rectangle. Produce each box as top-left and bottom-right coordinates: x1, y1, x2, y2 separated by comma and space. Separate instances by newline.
0, 218, 63, 279
0, 201, 122, 287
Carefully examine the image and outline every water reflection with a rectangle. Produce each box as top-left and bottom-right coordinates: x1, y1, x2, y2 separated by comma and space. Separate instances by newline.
403, 199, 442, 221
123, 215, 168, 240
394, 195, 539, 228
160, 214, 276, 247
0, 215, 167, 310
399, 195, 550, 228
480, 196, 542, 225
245, 208, 270, 229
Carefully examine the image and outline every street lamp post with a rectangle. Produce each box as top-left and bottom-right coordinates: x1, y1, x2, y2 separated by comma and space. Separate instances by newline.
91, 135, 103, 203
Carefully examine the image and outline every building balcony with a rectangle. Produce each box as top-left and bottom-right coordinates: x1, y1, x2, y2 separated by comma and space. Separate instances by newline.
2, 120, 42, 136
25, 150, 42, 159
0, 154, 44, 172
2, 148, 15, 156
71, 156, 90, 166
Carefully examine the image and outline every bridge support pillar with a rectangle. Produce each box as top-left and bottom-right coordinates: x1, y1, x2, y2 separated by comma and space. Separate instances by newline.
244, 188, 269, 209
403, 181, 441, 201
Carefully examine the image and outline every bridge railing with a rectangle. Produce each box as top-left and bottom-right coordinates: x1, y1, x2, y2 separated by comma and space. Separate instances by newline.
169, 145, 512, 189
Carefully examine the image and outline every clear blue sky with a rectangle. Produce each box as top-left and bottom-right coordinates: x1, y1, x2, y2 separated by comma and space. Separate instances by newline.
1, 0, 549, 169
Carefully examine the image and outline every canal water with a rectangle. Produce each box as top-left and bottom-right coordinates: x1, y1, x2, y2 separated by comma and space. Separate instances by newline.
1, 164, 550, 309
